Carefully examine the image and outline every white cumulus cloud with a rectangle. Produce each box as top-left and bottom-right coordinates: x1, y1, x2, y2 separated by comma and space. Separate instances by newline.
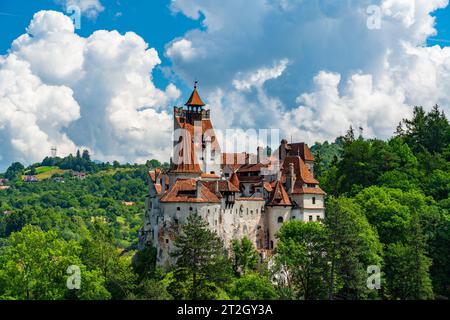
167, 0, 450, 145
0, 10, 180, 169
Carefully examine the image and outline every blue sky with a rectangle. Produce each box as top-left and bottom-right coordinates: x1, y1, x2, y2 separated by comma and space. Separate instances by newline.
430, 7, 450, 45
2, 1, 450, 98
1, 0, 450, 169
0, 0, 203, 96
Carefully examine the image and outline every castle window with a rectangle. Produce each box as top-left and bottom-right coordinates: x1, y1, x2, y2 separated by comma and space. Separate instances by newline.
210, 171, 215, 174
278, 217, 284, 223
309, 215, 313, 221
165, 239, 169, 244
270, 241, 274, 249
312, 197, 316, 205
177, 207, 180, 211
189, 207, 193, 211
291, 216, 296, 220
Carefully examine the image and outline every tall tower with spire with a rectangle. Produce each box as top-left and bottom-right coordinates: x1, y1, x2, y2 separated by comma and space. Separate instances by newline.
169, 82, 221, 183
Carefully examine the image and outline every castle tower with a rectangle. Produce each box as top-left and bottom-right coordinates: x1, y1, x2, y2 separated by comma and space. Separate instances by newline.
169, 82, 222, 185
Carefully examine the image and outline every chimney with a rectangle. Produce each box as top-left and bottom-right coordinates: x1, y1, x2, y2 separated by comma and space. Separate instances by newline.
245, 153, 250, 165
279, 139, 289, 161
257, 146, 263, 164
196, 180, 202, 199
287, 163, 295, 194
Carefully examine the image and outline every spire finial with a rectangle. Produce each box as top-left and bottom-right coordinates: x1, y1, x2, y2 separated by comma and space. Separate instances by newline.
194, 80, 198, 89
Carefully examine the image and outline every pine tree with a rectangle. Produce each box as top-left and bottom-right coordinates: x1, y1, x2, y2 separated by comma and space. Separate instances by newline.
325, 197, 383, 300
170, 214, 231, 300
82, 150, 91, 161
384, 213, 434, 300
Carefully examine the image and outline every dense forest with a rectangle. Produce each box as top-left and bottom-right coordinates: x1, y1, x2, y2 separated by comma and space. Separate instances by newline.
0, 106, 448, 300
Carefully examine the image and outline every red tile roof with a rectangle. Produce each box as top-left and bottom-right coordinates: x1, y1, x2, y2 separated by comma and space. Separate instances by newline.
221, 152, 247, 170
169, 137, 202, 174
295, 187, 326, 195
148, 169, 167, 194
287, 143, 315, 162
268, 181, 292, 206
148, 168, 161, 183
185, 86, 206, 107
238, 163, 268, 173
201, 173, 221, 179
160, 179, 221, 203
263, 181, 273, 192
202, 180, 240, 194
229, 172, 240, 189
238, 197, 265, 201
282, 156, 318, 185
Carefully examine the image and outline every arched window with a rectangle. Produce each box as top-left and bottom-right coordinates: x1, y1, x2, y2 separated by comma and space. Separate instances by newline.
278, 216, 284, 223
312, 197, 316, 205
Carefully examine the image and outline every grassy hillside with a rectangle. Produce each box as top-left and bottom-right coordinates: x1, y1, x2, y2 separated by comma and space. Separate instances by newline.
23, 166, 68, 180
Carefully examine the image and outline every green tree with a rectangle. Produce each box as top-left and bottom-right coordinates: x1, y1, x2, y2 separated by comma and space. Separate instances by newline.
425, 170, 450, 201
229, 273, 277, 300
427, 211, 450, 298
384, 240, 433, 300
275, 221, 329, 300
399, 105, 450, 155
0, 225, 109, 300
5, 162, 25, 181
325, 197, 383, 300
82, 150, 91, 161
231, 237, 259, 276
81, 222, 137, 299
169, 214, 232, 300
133, 246, 157, 281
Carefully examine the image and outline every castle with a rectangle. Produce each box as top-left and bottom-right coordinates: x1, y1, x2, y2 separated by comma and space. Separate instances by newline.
139, 83, 325, 267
